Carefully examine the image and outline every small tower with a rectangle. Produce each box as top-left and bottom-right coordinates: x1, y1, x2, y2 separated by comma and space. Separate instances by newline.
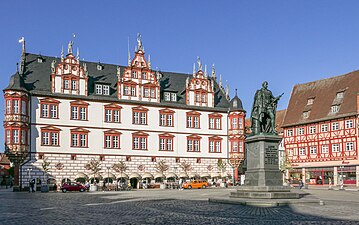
228, 89, 246, 184
3, 38, 30, 189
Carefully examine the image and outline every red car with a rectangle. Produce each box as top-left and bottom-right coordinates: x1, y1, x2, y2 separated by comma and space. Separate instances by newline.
61, 183, 86, 193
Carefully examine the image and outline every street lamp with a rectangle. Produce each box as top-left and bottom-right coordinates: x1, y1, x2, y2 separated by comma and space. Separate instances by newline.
107, 166, 111, 190
339, 166, 344, 190
27, 168, 32, 190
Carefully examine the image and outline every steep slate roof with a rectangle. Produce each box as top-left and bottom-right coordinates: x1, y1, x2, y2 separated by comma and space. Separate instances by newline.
275, 109, 286, 135
282, 71, 359, 127
12, 53, 230, 111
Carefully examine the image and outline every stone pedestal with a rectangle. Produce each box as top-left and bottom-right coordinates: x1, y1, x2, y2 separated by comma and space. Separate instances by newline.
231, 134, 300, 201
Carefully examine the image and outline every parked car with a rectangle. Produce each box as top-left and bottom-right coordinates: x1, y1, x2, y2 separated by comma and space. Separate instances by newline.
61, 183, 86, 193
182, 180, 208, 189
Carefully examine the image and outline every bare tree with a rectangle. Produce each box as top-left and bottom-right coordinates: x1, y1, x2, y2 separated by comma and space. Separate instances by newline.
42, 157, 50, 184
85, 158, 102, 182
155, 160, 169, 174
217, 159, 227, 173
112, 160, 128, 174
179, 160, 192, 174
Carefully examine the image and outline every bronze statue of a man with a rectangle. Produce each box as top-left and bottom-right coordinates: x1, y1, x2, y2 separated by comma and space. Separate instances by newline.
251, 81, 283, 135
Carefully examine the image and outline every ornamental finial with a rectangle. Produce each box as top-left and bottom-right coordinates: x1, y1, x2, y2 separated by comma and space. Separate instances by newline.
197, 56, 202, 71
204, 64, 207, 77
61, 46, 64, 62
193, 63, 196, 76
127, 37, 131, 66
148, 54, 151, 69
211, 64, 216, 79
76, 47, 80, 60
67, 40, 73, 54
137, 33, 143, 51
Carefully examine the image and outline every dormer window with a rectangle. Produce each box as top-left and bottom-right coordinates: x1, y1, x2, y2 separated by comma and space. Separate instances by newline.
336, 91, 344, 99
37, 56, 44, 63
97, 64, 103, 71
307, 98, 314, 105
164, 92, 177, 102
303, 111, 310, 119
132, 71, 137, 78
141, 72, 147, 80
331, 105, 340, 113
95, 84, 110, 95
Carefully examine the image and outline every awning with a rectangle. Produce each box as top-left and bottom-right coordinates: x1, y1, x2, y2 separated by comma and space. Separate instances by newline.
90, 174, 103, 180
221, 172, 231, 178
188, 172, 199, 178
200, 172, 210, 178
154, 172, 165, 179
116, 173, 129, 179
74, 172, 89, 180
142, 172, 154, 179
166, 172, 177, 179
103, 173, 116, 179
210, 172, 220, 178
129, 172, 142, 179
179, 172, 189, 178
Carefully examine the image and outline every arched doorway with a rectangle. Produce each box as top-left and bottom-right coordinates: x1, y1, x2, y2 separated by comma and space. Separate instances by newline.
130, 178, 138, 189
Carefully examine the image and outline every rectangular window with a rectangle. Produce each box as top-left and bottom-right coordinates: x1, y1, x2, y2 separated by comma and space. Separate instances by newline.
123, 86, 129, 96
13, 100, 19, 114
80, 134, 87, 147
309, 126, 316, 134
310, 146, 317, 154
64, 80, 69, 89
171, 93, 176, 101
71, 80, 77, 90
113, 110, 120, 122
42, 131, 59, 146
160, 138, 165, 150
71, 106, 78, 120
167, 114, 173, 126
239, 142, 243, 152
133, 137, 139, 149
144, 88, 149, 98
321, 124, 328, 132
133, 112, 139, 124
187, 116, 192, 128
332, 144, 340, 153
209, 118, 214, 129
12, 130, 19, 144
140, 112, 146, 124
6, 130, 11, 144
232, 141, 238, 152
303, 111, 309, 119
321, 145, 329, 154
105, 109, 112, 122
164, 92, 170, 101
41, 104, 49, 118
194, 117, 199, 128
140, 137, 146, 149
345, 120, 353, 129
346, 142, 354, 151
72, 134, 78, 147
6, 100, 11, 114
42, 132, 49, 145
167, 139, 172, 150
160, 114, 166, 126
298, 127, 304, 135
215, 141, 220, 152
287, 129, 293, 136
194, 140, 200, 152
21, 100, 26, 115
131, 87, 136, 96
239, 118, 243, 129
103, 85, 110, 95
232, 118, 237, 129
113, 136, 119, 148
215, 118, 221, 129
150, 89, 155, 98
21, 130, 26, 144
80, 107, 87, 120
307, 98, 314, 105
105, 136, 111, 148
95, 84, 102, 95
299, 147, 306, 155
332, 122, 339, 131
51, 133, 58, 146
187, 140, 193, 151
50, 105, 57, 118
141, 72, 147, 80
209, 141, 214, 152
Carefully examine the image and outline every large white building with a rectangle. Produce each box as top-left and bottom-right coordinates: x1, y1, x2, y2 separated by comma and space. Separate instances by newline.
4, 36, 246, 189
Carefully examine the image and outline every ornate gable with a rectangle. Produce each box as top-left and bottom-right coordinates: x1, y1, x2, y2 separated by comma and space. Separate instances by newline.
51, 41, 88, 96
186, 58, 215, 107
118, 34, 160, 102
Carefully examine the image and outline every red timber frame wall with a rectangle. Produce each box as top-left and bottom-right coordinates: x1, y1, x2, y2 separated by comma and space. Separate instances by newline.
117, 48, 160, 102
283, 115, 358, 185
186, 69, 215, 107
228, 111, 246, 183
4, 91, 29, 187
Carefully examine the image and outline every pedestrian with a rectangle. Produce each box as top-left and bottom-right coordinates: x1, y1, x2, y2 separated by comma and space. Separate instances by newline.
179, 178, 183, 191
85, 181, 90, 191
29, 178, 35, 193
299, 180, 304, 189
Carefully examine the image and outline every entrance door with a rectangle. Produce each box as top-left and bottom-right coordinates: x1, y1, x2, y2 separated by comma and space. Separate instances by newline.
130, 178, 138, 189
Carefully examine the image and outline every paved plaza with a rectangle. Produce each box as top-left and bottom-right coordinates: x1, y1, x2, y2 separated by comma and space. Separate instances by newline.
1, 187, 359, 224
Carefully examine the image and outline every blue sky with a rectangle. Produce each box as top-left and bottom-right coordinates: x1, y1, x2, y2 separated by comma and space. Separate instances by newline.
1, 1, 359, 151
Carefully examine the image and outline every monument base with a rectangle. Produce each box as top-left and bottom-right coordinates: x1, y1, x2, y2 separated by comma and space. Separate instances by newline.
231, 186, 299, 199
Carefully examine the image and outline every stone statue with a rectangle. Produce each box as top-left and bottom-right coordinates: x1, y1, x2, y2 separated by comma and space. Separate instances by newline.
68, 40, 73, 54
250, 81, 283, 135
137, 33, 143, 51
51, 60, 56, 73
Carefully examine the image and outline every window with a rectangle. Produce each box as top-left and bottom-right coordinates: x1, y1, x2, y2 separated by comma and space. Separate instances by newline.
310, 146, 317, 155
231, 118, 237, 129
104, 104, 122, 123
12, 130, 19, 144
321, 145, 329, 154
6, 130, 10, 144
298, 128, 304, 135
321, 124, 328, 132
332, 144, 340, 153
63, 78, 77, 91
159, 133, 174, 151
346, 142, 354, 151
194, 90, 207, 103
21, 100, 26, 115
104, 131, 121, 149
132, 132, 148, 150
159, 109, 174, 127
303, 111, 310, 119
307, 98, 314, 105
6, 100, 11, 114
63, 80, 69, 89
209, 137, 222, 153
143, 87, 156, 98
95, 84, 110, 95
345, 120, 353, 129
187, 135, 201, 152
103, 85, 110, 95
209, 114, 222, 130
70, 101, 89, 120
299, 147, 306, 155
71, 128, 89, 147
95, 84, 103, 95
287, 129, 293, 137
231, 141, 238, 152
141, 72, 147, 80
41, 126, 60, 146
332, 122, 339, 131
336, 91, 344, 99
164, 92, 177, 102
186, 111, 201, 128
71, 80, 77, 90
171, 93, 176, 101
21, 130, 27, 144
132, 107, 148, 125
123, 84, 136, 96
13, 100, 19, 114
309, 126, 316, 134
331, 105, 340, 113
132, 71, 137, 78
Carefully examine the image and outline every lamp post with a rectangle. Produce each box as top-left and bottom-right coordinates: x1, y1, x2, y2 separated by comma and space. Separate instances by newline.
339, 166, 345, 190
107, 166, 111, 190
27, 168, 32, 191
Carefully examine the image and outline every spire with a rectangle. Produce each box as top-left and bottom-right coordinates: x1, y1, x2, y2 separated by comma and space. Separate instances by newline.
148, 54, 151, 69
225, 80, 229, 99
204, 64, 207, 77
193, 63, 196, 77
219, 74, 222, 87
211, 64, 216, 79
235, 88, 238, 96
76, 47, 80, 61
137, 33, 143, 51
127, 37, 131, 66
18, 37, 26, 74
61, 46, 64, 62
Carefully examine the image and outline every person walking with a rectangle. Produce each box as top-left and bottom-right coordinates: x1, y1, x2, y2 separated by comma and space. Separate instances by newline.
29, 178, 36, 193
